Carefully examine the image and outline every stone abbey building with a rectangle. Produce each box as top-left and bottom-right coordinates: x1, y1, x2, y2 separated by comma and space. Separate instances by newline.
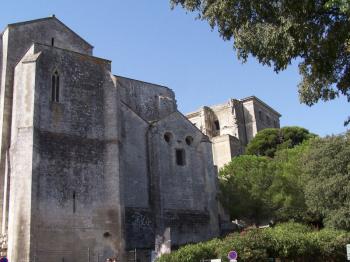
0, 16, 282, 262
0, 17, 220, 262
187, 97, 281, 169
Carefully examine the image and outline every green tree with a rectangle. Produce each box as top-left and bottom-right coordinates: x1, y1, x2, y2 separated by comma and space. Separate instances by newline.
170, 0, 350, 124
245, 128, 280, 157
220, 141, 312, 223
219, 155, 275, 223
303, 131, 350, 230
272, 142, 312, 222
245, 126, 314, 157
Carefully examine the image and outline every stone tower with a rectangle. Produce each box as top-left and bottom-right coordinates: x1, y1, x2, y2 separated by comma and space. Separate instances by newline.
0, 17, 219, 262
1, 16, 125, 261
187, 97, 281, 169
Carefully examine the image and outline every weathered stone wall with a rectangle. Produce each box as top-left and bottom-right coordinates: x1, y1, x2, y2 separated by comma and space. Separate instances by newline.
0, 29, 8, 232
151, 112, 219, 246
229, 135, 243, 158
210, 102, 236, 137
0, 17, 93, 234
212, 135, 233, 169
251, 102, 280, 131
242, 99, 280, 143
0, 30, 3, 233
187, 97, 281, 169
8, 18, 92, 63
212, 134, 243, 170
8, 45, 37, 262
120, 104, 149, 209
242, 99, 257, 143
153, 113, 206, 211
119, 79, 219, 251
185, 112, 201, 130
117, 76, 176, 122
3, 17, 221, 262
119, 103, 155, 250
33, 44, 122, 262
9, 43, 125, 262
232, 100, 248, 146
201, 107, 217, 138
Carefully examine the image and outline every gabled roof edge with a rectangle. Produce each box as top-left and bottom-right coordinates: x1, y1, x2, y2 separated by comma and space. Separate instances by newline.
7, 16, 94, 49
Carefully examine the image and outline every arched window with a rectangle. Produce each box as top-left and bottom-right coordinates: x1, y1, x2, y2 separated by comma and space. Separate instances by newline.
214, 120, 220, 131
185, 136, 193, 146
164, 132, 173, 143
51, 71, 60, 102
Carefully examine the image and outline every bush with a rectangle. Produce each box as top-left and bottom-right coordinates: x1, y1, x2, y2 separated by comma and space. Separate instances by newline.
157, 238, 221, 262
310, 228, 350, 261
267, 223, 317, 260
217, 230, 271, 262
157, 222, 350, 262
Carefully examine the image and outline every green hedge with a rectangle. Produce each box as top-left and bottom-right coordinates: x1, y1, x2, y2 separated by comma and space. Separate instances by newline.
157, 222, 350, 262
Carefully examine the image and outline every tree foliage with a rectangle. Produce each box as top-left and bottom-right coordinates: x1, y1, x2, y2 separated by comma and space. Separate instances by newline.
245, 126, 314, 157
219, 143, 310, 223
303, 132, 350, 230
170, 0, 350, 124
271, 143, 311, 222
219, 155, 275, 223
221, 130, 350, 229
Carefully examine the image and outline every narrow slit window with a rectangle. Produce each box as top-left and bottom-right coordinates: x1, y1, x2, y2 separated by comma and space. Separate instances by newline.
176, 149, 186, 166
51, 37, 55, 46
51, 71, 60, 102
73, 191, 76, 213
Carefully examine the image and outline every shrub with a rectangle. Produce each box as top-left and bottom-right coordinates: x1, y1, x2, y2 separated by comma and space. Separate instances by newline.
267, 222, 317, 260
157, 238, 221, 262
217, 230, 272, 262
310, 228, 350, 261
157, 222, 350, 262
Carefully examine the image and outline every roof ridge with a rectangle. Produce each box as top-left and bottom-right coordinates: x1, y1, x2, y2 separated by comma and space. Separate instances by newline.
33, 42, 110, 63
114, 74, 171, 91
240, 96, 281, 116
7, 16, 94, 48
7, 16, 54, 27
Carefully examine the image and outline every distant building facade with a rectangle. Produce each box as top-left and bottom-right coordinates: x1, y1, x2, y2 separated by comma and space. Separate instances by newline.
0, 16, 219, 262
186, 97, 281, 169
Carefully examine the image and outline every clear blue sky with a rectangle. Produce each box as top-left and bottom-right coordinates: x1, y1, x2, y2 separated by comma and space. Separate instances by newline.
1, 0, 348, 136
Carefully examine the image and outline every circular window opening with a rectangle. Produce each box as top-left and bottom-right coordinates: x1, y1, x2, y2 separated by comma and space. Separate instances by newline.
103, 232, 111, 238
164, 132, 173, 143
185, 136, 194, 146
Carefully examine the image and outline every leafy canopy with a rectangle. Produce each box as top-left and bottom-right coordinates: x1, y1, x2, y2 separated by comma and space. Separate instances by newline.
271, 143, 311, 222
170, 0, 350, 124
245, 126, 315, 157
219, 144, 311, 224
219, 155, 275, 222
220, 131, 350, 230
303, 132, 350, 230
